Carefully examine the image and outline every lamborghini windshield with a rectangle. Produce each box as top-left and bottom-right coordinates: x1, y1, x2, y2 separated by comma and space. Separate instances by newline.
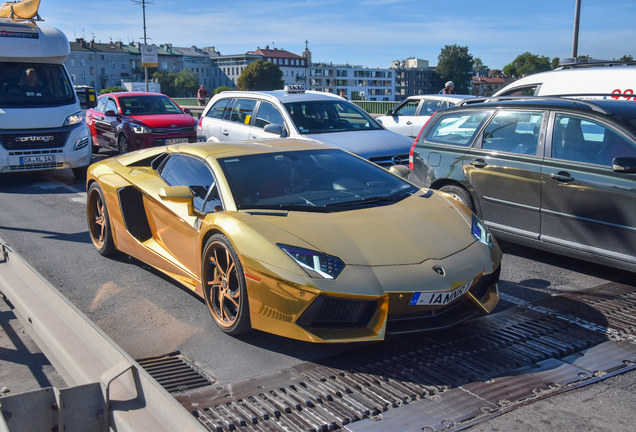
218, 149, 418, 212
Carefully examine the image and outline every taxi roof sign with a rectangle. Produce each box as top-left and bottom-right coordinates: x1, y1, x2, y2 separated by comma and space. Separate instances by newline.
284, 85, 305, 94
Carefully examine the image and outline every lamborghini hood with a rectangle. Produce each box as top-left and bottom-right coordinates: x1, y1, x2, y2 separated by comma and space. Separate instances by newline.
253, 194, 475, 266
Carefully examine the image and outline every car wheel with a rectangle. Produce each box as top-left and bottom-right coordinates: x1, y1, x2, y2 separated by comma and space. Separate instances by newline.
439, 185, 475, 212
87, 182, 116, 256
202, 234, 251, 335
117, 134, 129, 154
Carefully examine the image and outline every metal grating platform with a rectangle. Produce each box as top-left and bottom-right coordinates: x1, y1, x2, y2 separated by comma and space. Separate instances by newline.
137, 352, 216, 393
172, 282, 636, 432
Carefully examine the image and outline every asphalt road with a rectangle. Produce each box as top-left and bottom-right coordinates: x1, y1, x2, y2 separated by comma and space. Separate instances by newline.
0, 162, 634, 431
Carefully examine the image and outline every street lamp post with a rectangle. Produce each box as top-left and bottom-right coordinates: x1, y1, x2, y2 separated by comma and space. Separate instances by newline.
132, 0, 155, 91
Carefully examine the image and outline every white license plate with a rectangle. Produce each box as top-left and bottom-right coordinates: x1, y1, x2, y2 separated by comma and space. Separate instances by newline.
165, 138, 189, 145
20, 155, 56, 165
409, 279, 474, 306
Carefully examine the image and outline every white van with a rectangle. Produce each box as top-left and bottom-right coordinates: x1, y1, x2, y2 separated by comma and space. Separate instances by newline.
493, 64, 636, 100
0, 18, 92, 176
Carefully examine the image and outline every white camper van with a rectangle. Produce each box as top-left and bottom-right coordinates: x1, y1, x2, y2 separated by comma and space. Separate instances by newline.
0, 18, 92, 176
494, 63, 636, 100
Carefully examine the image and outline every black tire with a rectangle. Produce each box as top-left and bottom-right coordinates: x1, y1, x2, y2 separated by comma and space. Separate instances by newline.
117, 134, 129, 154
439, 185, 475, 212
87, 182, 116, 256
202, 234, 251, 335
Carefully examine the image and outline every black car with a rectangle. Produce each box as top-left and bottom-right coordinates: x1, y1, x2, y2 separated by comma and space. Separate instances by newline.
408, 97, 636, 272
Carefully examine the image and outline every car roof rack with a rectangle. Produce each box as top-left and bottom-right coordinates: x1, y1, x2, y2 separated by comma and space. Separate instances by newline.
557, 58, 636, 69
454, 95, 625, 115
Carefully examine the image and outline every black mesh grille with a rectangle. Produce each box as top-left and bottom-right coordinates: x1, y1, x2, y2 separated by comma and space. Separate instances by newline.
297, 296, 378, 328
472, 265, 501, 301
118, 186, 152, 242
0, 132, 68, 150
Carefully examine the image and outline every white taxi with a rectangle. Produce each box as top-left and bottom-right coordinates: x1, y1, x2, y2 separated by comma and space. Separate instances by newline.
198, 85, 414, 167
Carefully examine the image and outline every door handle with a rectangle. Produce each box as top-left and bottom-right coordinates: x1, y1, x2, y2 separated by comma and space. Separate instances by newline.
550, 172, 574, 182
470, 158, 488, 168
406, 121, 412, 125
222, 130, 229, 136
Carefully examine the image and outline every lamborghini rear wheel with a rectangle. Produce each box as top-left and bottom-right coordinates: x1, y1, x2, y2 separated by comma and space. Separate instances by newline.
87, 183, 116, 256
202, 234, 251, 335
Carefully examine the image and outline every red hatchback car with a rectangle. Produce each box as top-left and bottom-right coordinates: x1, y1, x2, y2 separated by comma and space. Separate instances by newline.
86, 92, 197, 153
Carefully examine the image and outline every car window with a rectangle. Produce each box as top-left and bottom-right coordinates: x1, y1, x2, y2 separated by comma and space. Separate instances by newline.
552, 113, 636, 166
105, 98, 118, 114
229, 98, 257, 125
421, 100, 444, 115
94, 97, 107, 113
254, 101, 285, 129
206, 98, 232, 119
394, 100, 419, 116
159, 155, 222, 213
283, 100, 381, 134
498, 85, 539, 97
424, 110, 492, 147
482, 110, 544, 155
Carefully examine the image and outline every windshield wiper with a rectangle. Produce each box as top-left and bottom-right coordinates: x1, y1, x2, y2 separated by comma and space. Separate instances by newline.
324, 193, 412, 208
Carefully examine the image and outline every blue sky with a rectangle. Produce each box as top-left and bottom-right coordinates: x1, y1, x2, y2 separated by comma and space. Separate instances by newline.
39, 0, 635, 70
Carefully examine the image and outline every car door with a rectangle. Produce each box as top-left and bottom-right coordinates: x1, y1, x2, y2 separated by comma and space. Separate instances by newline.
385, 98, 420, 137
463, 109, 546, 238
248, 100, 289, 139
144, 154, 221, 276
540, 111, 636, 263
219, 98, 257, 141
99, 97, 120, 149
411, 99, 445, 137
201, 98, 232, 141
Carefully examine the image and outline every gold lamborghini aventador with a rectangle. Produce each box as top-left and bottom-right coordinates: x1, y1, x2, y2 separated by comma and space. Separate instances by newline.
86, 139, 501, 343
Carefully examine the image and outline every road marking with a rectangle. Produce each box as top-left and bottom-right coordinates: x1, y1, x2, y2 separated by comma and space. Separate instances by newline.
498, 292, 528, 306
34, 180, 87, 203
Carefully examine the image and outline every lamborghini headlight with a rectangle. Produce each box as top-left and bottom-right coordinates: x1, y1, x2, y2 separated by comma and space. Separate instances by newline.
472, 214, 496, 248
278, 244, 345, 279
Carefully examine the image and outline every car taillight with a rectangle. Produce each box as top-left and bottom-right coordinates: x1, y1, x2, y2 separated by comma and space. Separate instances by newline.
410, 110, 439, 170
196, 116, 203, 131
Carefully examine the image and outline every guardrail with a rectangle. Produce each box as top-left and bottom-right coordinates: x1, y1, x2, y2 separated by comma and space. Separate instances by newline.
0, 237, 207, 432
172, 97, 400, 115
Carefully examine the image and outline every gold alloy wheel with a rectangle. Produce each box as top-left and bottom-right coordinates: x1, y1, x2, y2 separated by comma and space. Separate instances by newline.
203, 235, 250, 334
87, 183, 116, 256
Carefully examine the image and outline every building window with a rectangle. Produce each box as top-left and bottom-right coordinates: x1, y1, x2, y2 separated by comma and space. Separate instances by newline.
132, 60, 137, 69
71, 74, 76, 82
80, 59, 85, 67
70, 59, 75, 67
81, 74, 86, 83
90, 66, 94, 75
122, 61, 126, 68
161, 62, 168, 70
111, 74, 116, 83
100, 55, 105, 60
110, 60, 115, 68
88, 54, 93, 60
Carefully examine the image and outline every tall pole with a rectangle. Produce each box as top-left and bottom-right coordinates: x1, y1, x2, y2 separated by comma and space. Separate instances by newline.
132, 0, 155, 91
571, 0, 581, 58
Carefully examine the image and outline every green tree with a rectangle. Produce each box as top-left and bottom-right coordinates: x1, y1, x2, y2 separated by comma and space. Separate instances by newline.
503, 52, 552, 77
174, 69, 200, 97
550, 57, 561, 69
237, 60, 284, 91
616, 55, 634, 61
436, 45, 474, 93
473, 57, 489, 71
152, 70, 176, 97
214, 86, 233, 95
100, 86, 127, 95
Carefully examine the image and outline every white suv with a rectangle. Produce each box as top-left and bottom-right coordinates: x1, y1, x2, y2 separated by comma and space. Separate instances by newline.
197, 86, 414, 167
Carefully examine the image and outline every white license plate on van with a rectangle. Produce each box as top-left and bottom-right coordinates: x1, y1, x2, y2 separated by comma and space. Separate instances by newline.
20, 155, 56, 165
409, 279, 474, 306
165, 138, 189, 145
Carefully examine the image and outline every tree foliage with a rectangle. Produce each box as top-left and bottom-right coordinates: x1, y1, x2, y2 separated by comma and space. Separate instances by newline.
151, 69, 200, 97
237, 60, 284, 91
473, 57, 489, 71
503, 52, 552, 77
616, 55, 634, 61
551, 57, 561, 69
100, 86, 127, 95
436, 45, 474, 93
214, 86, 233, 95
